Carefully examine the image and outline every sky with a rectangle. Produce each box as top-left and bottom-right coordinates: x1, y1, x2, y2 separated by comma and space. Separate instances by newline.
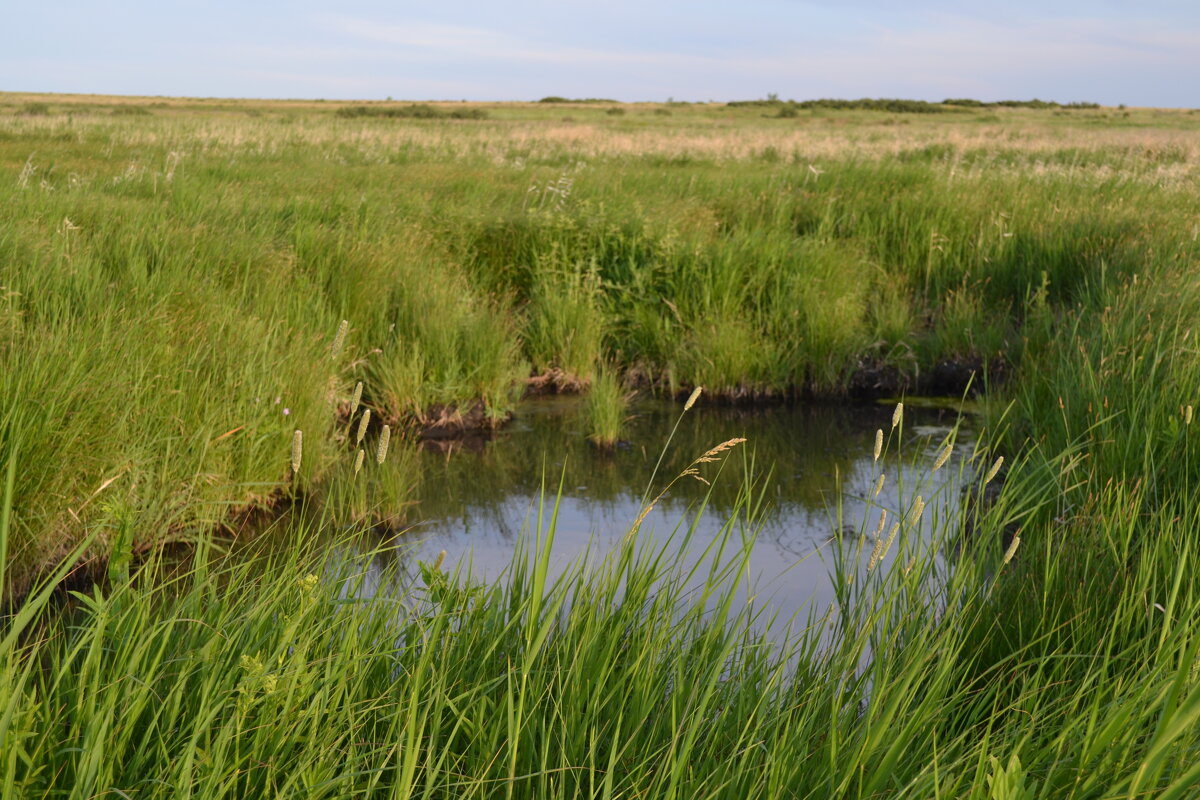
4, 1, 1198, 107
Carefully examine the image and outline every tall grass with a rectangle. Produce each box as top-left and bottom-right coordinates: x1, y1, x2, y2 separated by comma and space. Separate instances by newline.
583, 365, 631, 448
3, 100, 1200, 798
2, 99, 1198, 586
6, 411, 1200, 796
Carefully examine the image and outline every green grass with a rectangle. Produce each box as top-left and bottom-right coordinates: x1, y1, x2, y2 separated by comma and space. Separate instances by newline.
583, 365, 631, 448
4, 93, 1200, 796
6, 410, 1200, 797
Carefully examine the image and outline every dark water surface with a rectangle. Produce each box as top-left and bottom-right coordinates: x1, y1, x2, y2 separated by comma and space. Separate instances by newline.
345, 396, 976, 624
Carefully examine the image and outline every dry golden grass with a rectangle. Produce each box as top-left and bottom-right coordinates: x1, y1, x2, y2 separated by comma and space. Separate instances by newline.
2, 91, 1198, 178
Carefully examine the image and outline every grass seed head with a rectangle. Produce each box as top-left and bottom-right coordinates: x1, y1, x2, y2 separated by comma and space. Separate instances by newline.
892, 402, 904, 429
1003, 534, 1022, 565
330, 319, 348, 358
356, 409, 371, 445
1186, 405, 1194, 426
291, 429, 303, 474
376, 424, 390, 464
873, 429, 883, 462
874, 473, 885, 496
696, 437, 747, 462
350, 381, 363, 415
354, 448, 364, 475
880, 522, 900, 561
868, 536, 884, 572
907, 495, 925, 527
684, 386, 703, 411
933, 442, 953, 472
984, 456, 1004, 485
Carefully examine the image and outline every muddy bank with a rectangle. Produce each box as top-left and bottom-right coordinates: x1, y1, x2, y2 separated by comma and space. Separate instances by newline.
848, 355, 1007, 399
402, 354, 1006, 441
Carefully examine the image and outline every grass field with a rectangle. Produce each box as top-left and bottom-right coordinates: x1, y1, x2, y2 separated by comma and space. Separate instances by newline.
3, 93, 1200, 796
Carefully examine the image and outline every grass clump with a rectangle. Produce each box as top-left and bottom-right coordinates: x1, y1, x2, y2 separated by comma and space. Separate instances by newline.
584, 365, 631, 448
110, 104, 153, 116
335, 103, 489, 120
524, 260, 607, 390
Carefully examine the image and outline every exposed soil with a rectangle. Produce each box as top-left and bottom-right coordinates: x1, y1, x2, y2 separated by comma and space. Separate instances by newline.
848, 355, 1007, 399
414, 400, 511, 440
525, 368, 590, 395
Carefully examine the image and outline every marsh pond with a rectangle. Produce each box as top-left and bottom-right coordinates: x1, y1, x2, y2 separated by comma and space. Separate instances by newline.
319, 396, 976, 623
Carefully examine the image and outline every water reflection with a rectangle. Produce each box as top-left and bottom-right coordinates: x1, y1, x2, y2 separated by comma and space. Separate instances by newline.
350, 397, 974, 622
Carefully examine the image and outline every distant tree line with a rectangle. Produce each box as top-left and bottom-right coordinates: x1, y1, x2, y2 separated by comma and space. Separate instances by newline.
727, 96, 1101, 114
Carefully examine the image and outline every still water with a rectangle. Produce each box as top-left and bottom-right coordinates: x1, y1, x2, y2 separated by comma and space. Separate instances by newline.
343, 396, 976, 623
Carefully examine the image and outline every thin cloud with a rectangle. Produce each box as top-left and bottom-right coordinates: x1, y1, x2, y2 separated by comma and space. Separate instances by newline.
318, 13, 722, 69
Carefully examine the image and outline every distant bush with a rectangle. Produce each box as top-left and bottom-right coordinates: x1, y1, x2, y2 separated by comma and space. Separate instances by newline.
17, 102, 50, 116
653, 108, 672, 116
731, 97, 956, 114
537, 96, 619, 104
986, 99, 1100, 110
336, 104, 488, 120
728, 97, 1102, 113
605, 107, 626, 116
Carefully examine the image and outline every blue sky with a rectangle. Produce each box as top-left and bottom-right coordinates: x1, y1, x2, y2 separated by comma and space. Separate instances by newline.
5, 1, 1198, 106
